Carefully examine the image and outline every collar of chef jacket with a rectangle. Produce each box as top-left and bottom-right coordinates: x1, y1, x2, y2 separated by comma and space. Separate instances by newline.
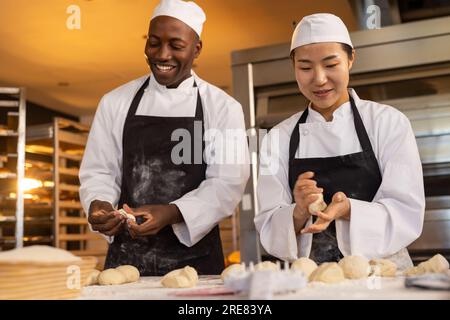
148, 70, 197, 96
306, 88, 361, 123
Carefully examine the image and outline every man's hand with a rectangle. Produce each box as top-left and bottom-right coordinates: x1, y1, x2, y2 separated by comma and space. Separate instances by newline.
87, 200, 125, 236
300, 192, 351, 234
124, 204, 183, 238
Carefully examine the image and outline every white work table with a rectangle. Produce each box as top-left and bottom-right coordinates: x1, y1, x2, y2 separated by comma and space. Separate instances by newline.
80, 275, 450, 300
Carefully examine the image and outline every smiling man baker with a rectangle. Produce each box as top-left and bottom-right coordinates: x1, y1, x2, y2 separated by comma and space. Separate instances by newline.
79, 0, 249, 275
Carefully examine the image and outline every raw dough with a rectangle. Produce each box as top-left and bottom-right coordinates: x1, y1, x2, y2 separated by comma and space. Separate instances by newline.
118, 208, 136, 223
98, 268, 127, 285
84, 269, 101, 286
309, 262, 345, 283
254, 261, 279, 271
369, 259, 397, 277
418, 254, 449, 273
116, 265, 140, 283
221, 263, 245, 281
404, 266, 421, 276
291, 257, 318, 278
0, 245, 81, 263
161, 266, 198, 288
308, 193, 327, 214
338, 256, 371, 279
404, 254, 449, 276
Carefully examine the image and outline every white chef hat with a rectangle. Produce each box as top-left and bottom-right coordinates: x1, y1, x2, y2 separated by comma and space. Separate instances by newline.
151, 0, 206, 37
290, 13, 353, 52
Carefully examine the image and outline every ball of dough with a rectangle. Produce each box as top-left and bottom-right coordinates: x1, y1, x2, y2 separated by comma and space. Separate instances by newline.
309, 262, 345, 283
291, 257, 318, 278
404, 254, 449, 276
118, 209, 136, 223
221, 263, 245, 281
338, 256, 370, 279
404, 266, 421, 276
254, 261, 279, 271
418, 254, 449, 274
308, 193, 327, 214
98, 268, 127, 285
84, 269, 101, 286
161, 266, 198, 288
116, 265, 140, 283
369, 259, 397, 277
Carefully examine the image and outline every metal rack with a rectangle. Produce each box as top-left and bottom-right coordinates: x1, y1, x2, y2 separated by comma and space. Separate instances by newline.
0, 87, 26, 250
25, 117, 107, 264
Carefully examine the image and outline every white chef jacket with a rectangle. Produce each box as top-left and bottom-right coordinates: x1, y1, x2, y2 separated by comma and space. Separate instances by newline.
79, 72, 250, 247
254, 89, 425, 270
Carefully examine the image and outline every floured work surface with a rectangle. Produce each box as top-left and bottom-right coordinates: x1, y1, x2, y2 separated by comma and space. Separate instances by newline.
80, 275, 450, 300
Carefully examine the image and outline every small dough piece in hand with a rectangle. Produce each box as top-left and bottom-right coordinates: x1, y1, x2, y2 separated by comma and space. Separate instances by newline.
338, 256, 371, 279
98, 268, 127, 285
254, 261, 279, 271
116, 265, 140, 283
308, 193, 327, 214
118, 208, 136, 223
221, 263, 245, 281
161, 266, 198, 288
84, 269, 101, 286
291, 257, 318, 278
309, 262, 345, 283
369, 259, 397, 277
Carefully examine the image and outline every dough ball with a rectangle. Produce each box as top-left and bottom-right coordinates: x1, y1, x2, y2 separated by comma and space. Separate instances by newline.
369, 259, 397, 277
116, 265, 140, 283
84, 269, 101, 286
118, 208, 136, 223
404, 266, 421, 276
221, 263, 245, 281
161, 266, 198, 288
418, 254, 449, 274
182, 265, 199, 284
98, 268, 127, 285
338, 256, 370, 279
308, 193, 327, 214
405, 254, 449, 276
291, 257, 318, 278
309, 262, 345, 283
254, 261, 279, 271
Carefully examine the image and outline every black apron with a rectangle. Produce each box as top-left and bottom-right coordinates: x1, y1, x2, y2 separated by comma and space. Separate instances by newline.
105, 77, 224, 276
288, 96, 382, 264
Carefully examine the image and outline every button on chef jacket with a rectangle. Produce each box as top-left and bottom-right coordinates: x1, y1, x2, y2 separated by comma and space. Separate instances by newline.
255, 89, 425, 269
80, 72, 250, 246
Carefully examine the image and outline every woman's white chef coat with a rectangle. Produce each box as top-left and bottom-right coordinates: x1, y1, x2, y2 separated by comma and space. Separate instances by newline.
255, 89, 425, 270
80, 72, 250, 247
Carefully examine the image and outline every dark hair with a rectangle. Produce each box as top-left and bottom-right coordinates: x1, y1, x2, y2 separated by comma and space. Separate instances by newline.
341, 43, 353, 60
290, 43, 353, 62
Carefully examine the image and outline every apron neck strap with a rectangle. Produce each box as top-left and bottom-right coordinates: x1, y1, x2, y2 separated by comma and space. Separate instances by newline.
126, 77, 203, 120
349, 95, 373, 153
289, 93, 376, 162
126, 77, 150, 120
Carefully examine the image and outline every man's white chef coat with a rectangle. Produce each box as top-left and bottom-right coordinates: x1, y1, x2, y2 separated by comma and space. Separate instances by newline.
80, 72, 250, 247
255, 89, 425, 270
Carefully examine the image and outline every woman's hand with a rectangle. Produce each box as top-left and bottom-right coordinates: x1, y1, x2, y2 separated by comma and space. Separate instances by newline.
300, 191, 351, 234
292, 171, 323, 233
